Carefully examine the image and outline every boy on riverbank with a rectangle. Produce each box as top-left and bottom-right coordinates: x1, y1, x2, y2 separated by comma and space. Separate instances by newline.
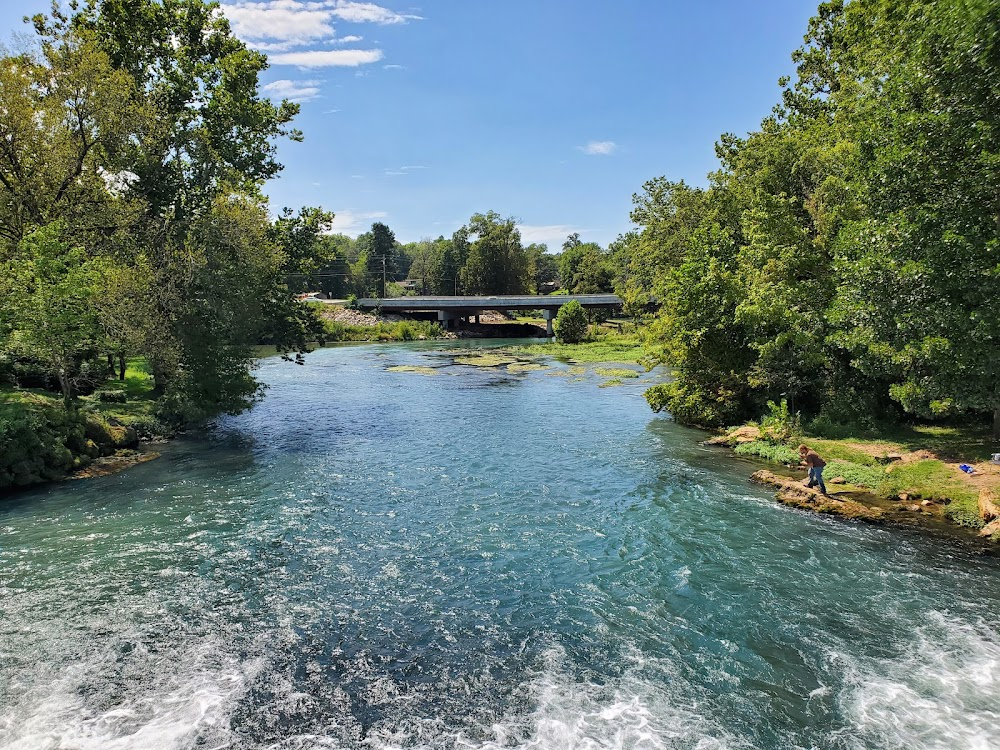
799, 444, 827, 495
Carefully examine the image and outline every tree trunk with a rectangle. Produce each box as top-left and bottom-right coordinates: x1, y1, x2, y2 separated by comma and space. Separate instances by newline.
107, 352, 115, 376
58, 367, 74, 409
150, 360, 168, 397
994, 407, 1000, 440
118, 353, 127, 381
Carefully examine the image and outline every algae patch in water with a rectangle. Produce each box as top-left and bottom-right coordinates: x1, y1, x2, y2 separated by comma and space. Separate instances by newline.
594, 367, 640, 379
453, 353, 520, 368
506, 362, 548, 373
599, 378, 624, 388
387, 365, 439, 376
547, 366, 587, 378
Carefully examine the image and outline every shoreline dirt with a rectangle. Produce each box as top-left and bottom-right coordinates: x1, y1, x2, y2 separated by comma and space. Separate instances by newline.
69, 449, 161, 480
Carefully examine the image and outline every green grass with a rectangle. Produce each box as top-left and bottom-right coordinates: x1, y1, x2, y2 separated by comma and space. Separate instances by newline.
823, 460, 885, 488
320, 319, 444, 342
799, 426, 992, 527
881, 461, 982, 527
807, 424, 993, 463
733, 440, 800, 464
804, 439, 885, 466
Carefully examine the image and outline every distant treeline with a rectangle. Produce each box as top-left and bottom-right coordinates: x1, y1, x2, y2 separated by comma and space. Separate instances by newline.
299, 220, 617, 300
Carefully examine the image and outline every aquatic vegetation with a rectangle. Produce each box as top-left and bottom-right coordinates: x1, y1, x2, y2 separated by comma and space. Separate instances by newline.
593, 367, 640, 379
506, 362, 548, 373
453, 353, 520, 368
386, 365, 439, 376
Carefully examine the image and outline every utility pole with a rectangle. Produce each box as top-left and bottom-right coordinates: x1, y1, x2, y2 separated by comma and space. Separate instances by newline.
381, 255, 387, 298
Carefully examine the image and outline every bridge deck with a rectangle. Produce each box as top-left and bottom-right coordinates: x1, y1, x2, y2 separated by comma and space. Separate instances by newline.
356, 294, 622, 312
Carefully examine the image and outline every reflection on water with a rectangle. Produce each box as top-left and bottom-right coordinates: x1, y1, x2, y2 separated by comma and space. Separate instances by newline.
2, 342, 999, 749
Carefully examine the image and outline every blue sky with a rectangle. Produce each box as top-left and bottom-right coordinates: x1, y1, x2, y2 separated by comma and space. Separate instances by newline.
2, 1, 818, 248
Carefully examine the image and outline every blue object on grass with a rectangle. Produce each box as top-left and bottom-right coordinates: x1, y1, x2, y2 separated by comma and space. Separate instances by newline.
959, 464, 975, 474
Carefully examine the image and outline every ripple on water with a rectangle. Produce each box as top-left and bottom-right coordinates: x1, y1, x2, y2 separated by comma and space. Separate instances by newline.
2, 344, 1000, 749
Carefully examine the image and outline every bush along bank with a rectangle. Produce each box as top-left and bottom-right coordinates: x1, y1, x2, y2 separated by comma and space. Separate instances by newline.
704, 412, 1000, 545
0, 392, 168, 492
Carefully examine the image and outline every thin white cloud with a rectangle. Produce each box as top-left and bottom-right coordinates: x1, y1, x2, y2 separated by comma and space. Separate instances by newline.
271, 48, 383, 67
220, 2, 414, 55
578, 140, 618, 156
330, 1, 422, 24
222, 1, 335, 45
383, 164, 425, 175
383, 63, 405, 70
329, 209, 389, 235
262, 78, 323, 101
517, 224, 581, 246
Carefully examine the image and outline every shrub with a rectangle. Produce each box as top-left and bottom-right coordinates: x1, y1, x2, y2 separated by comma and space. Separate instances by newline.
554, 300, 588, 343
644, 380, 746, 427
758, 399, 799, 443
396, 321, 416, 341
733, 440, 800, 465
0, 404, 79, 489
345, 294, 359, 310
95, 389, 127, 403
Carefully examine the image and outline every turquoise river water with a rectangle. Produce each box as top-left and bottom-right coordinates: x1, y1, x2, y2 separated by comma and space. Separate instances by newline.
2, 342, 1000, 749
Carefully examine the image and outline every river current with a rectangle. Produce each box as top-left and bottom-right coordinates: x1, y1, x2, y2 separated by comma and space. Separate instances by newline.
2, 342, 999, 749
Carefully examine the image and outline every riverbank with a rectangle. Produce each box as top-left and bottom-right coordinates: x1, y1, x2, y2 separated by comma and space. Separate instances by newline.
0, 360, 170, 493
705, 423, 1000, 545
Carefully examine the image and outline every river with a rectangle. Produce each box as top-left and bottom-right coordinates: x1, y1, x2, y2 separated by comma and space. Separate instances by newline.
2, 342, 999, 749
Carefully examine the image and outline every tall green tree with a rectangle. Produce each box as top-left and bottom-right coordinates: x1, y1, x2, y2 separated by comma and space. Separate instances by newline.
4, 224, 111, 406
459, 212, 528, 295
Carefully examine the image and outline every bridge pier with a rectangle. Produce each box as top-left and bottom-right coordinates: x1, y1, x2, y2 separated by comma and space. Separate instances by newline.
437, 310, 458, 330
541, 309, 556, 337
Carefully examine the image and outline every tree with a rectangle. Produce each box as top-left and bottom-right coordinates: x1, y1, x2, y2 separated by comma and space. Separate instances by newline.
0, 30, 148, 248
270, 207, 335, 293
525, 243, 558, 293
4, 224, 111, 406
558, 235, 611, 293
554, 300, 588, 344
18, 0, 316, 420
459, 211, 528, 295
629, 0, 1000, 436
356, 221, 398, 297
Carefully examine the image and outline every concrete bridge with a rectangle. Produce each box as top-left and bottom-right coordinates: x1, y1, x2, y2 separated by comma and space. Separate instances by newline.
356, 294, 623, 336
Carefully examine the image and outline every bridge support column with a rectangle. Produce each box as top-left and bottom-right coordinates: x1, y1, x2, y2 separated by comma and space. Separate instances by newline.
541, 309, 556, 338
437, 310, 458, 330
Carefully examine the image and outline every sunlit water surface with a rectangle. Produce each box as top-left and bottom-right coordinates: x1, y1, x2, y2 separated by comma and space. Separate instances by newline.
2, 342, 1000, 750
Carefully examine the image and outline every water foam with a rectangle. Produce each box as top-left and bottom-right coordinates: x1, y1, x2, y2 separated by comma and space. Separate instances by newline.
835, 611, 1000, 749
0, 640, 258, 750
260, 646, 741, 750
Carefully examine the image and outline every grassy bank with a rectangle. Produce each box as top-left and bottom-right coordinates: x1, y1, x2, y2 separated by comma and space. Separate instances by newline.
320, 319, 444, 342
0, 359, 167, 492
716, 422, 998, 531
